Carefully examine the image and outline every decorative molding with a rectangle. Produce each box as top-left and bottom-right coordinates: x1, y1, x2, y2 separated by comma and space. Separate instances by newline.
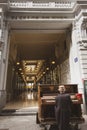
77, 38, 87, 49
72, 21, 77, 31
9, 1, 75, 9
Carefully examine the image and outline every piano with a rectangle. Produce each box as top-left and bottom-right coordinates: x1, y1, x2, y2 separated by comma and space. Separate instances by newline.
36, 84, 85, 126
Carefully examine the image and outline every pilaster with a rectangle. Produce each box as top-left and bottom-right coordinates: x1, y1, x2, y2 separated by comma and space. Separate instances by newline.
70, 21, 81, 84
73, 17, 87, 114
77, 19, 87, 80
0, 10, 10, 108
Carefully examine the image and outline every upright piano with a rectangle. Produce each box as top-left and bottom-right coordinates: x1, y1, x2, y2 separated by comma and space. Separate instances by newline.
37, 84, 84, 128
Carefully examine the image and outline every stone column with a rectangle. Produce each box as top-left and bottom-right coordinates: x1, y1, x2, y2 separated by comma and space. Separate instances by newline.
0, 19, 10, 108
70, 22, 79, 83
78, 20, 87, 114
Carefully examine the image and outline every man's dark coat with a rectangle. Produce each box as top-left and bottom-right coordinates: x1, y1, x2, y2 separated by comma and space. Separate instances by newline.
55, 93, 72, 130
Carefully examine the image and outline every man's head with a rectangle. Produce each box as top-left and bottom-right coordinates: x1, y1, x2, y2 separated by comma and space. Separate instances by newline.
58, 85, 66, 93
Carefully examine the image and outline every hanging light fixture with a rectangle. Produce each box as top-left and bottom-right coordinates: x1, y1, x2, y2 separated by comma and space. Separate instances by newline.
51, 60, 55, 64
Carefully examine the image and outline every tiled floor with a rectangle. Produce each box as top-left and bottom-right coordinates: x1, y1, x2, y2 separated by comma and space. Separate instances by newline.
4, 91, 38, 110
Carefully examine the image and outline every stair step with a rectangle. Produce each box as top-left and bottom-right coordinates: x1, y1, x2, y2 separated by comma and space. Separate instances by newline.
0, 112, 37, 116
0, 107, 38, 116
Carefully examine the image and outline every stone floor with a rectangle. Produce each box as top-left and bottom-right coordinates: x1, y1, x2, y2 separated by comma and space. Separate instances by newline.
0, 115, 87, 130
0, 115, 42, 130
0, 91, 42, 130
79, 115, 87, 130
0, 91, 43, 129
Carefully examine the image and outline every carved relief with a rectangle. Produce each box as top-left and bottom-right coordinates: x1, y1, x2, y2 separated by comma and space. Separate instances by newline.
81, 22, 87, 38
80, 20, 87, 48
82, 41, 87, 48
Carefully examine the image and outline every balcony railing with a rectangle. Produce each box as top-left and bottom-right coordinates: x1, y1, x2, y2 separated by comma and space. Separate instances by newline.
9, 1, 75, 9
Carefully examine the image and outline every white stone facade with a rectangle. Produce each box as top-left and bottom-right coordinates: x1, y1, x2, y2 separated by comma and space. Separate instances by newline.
0, 0, 87, 113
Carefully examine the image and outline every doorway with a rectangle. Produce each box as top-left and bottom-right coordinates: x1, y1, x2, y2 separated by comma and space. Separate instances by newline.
5, 31, 66, 111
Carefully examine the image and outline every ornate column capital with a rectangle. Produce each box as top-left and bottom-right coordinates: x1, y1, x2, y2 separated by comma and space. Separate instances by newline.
81, 39, 87, 48
79, 19, 87, 48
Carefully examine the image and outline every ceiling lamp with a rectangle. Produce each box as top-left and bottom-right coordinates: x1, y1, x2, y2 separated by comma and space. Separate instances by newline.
19, 68, 22, 71
21, 72, 23, 75
51, 61, 55, 64
43, 71, 45, 74
46, 67, 49, 70
17, 62, 20, 65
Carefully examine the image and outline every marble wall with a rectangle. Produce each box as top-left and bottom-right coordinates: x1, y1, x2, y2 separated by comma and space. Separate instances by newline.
60, 59, 71, 84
